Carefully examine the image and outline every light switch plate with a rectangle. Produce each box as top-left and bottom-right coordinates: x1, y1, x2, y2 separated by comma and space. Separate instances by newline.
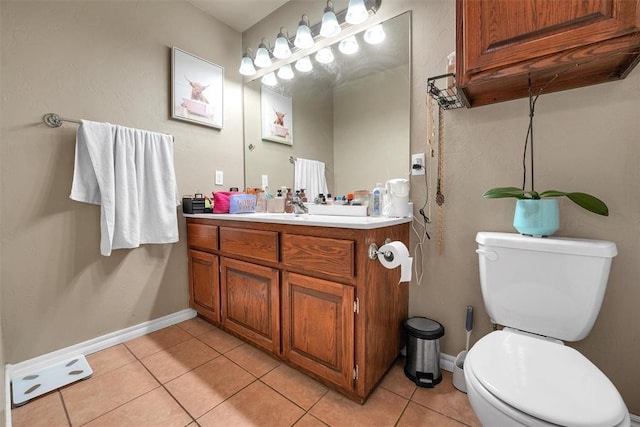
215, 170, 223, 185
261, 175, 269, 188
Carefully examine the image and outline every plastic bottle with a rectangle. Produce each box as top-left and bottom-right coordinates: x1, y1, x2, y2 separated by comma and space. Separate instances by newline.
371, 183, 384, 216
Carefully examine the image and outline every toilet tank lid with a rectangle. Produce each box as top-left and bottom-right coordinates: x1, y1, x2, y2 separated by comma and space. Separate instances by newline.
476, 232, 617, 258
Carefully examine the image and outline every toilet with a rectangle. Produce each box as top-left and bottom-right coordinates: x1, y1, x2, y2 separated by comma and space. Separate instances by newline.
466, 232, 630, 427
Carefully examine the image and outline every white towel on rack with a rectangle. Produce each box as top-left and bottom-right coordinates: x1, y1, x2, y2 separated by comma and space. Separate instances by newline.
294, 158, 328, 202
70, 120, 179, 256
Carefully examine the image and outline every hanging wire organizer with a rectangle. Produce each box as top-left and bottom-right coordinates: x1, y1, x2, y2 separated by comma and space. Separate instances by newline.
427, 73, 465, 110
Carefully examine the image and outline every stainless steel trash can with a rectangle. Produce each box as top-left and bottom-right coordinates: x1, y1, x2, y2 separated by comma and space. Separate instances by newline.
404, 317, 445, 387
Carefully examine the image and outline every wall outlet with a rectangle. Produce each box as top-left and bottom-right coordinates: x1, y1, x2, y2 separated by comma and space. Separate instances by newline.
215, 170, 223, 186
411, 153, 425, 175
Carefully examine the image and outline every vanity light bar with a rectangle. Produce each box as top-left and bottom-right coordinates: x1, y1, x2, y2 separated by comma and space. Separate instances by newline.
240, 0, 382, 79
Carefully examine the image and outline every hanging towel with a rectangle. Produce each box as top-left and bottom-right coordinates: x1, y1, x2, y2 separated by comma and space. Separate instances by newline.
70, 120, 179, 256
294, 158, 328, 202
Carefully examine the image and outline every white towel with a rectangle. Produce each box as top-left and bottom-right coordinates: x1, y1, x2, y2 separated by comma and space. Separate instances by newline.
70, 120, 179, 256
294, 158, 329, 202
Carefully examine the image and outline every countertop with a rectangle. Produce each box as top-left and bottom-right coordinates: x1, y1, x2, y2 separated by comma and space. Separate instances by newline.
183, 212, 412, 229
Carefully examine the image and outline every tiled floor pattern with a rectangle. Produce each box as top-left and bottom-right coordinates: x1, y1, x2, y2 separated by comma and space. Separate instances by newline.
12, 317, 481, 426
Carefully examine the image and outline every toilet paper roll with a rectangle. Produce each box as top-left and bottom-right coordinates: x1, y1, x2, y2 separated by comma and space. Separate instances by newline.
378, 241, 413, 283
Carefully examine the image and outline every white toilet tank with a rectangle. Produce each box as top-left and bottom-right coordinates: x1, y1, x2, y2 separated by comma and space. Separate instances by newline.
476, 232, 617, 341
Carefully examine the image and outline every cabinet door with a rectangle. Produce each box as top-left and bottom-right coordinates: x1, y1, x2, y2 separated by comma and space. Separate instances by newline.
220, 257, 280, 353
457, 0, 640, 106
461, 0, 639, 74
282, 272, 355, 390
188, 249, 220, 323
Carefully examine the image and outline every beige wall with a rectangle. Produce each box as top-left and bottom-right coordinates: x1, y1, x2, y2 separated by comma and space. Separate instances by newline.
0, 1, 244, 363
0, 0, 5, 419
246, 0, 640, 413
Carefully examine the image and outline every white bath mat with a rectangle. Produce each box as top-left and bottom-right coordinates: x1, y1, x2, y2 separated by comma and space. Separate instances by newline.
11, 355, 93, 406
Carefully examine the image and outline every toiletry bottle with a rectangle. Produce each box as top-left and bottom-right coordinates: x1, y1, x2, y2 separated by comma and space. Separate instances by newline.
371, 183, 383, 216
284, 188, 294, 213
326, 193, 333, 205
300, 189, 307, 202
255, 189, 265, 212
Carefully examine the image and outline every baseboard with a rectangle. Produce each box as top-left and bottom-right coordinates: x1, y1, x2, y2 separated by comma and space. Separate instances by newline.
440, 352, 456, 373
5, 308, 196, 427
440, 352, 639, 425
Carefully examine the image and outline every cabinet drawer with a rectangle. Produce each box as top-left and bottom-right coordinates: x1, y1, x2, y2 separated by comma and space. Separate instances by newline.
187, 223, 218, 251
282, 234, 355, 280
219, 227, 278, 263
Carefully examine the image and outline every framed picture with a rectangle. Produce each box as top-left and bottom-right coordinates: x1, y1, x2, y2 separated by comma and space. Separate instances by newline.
261, 86, 293, 145
171, 47, 223, 129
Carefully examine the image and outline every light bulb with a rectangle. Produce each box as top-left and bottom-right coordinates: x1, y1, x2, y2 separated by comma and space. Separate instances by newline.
277, 64, 294, 80
294, 17, 314, 49
295, 56, 313, 73
364, 24, 385, 44
254, 43, 272, 68
339, 35, 359, 55
320, 6, 341, 38
315, 47, 334, 64
238, 54, 256, 76
261, 72, 278, 87
345, 0, 368, 25
273, 31, 292, 59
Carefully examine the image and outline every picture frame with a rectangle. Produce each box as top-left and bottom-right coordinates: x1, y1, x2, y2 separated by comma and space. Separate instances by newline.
171, 47, 223, 129
261, 86, 293, 145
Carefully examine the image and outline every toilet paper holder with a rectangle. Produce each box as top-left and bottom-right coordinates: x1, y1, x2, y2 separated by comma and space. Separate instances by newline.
368, 239, 393, 261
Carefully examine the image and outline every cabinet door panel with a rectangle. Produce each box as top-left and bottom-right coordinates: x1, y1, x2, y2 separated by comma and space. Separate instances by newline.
463, 0, 639, 73
282, 234, 355, 281
188, 250, 220, 323
187, 223, 218, 251
220, 227, 278, 263
282, 272, 355, 390
221, 257, 280, 353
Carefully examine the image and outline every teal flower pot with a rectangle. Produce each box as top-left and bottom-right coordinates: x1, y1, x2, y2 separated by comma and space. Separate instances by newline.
513, 199, 559, 237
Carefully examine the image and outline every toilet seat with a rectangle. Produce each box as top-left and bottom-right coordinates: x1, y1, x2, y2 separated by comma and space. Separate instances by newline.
467, 330, 628, 427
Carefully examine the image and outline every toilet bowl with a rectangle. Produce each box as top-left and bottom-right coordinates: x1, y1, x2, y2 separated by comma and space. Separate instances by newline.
464, 329, 630, 427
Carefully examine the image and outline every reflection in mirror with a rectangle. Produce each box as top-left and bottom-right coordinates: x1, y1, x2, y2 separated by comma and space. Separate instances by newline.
244, 11, 411, 198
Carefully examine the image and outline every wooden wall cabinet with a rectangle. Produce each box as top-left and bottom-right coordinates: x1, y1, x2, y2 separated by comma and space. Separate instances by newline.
185, 217, 409, 403
456, 0, 640, 107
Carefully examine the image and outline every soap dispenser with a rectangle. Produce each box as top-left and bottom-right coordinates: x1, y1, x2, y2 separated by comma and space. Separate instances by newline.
284, 188, 294, 213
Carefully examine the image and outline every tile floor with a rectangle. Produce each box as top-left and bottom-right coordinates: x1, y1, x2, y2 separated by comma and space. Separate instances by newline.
11, 316, 481, 426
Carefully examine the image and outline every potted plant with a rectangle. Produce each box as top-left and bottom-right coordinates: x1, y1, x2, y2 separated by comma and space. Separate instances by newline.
482, 77, 609, 237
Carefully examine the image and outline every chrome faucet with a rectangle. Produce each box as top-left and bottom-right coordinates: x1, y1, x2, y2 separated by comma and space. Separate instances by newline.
289, 194, 308, 215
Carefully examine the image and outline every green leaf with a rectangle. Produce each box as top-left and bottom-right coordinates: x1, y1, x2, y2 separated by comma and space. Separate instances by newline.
565, 192, 609, 216
482, 187, 527, 199
539, 190, 609, 216
538, 190, 568, 198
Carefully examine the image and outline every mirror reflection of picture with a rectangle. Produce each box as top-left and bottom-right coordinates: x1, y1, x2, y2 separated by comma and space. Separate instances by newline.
261, 86, 293, 145
171, 47, 223, 129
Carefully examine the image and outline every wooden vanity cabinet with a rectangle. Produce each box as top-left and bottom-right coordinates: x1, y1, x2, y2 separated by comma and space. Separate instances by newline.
456, 0, 640, 107
185, 217, 409, 403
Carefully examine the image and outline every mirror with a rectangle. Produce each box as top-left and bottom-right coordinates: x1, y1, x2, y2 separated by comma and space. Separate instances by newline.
244, 11, 411, 197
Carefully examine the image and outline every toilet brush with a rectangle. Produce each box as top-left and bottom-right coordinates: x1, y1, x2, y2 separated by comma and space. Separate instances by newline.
453, 305, 474, 393
465, 305, 474, 352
